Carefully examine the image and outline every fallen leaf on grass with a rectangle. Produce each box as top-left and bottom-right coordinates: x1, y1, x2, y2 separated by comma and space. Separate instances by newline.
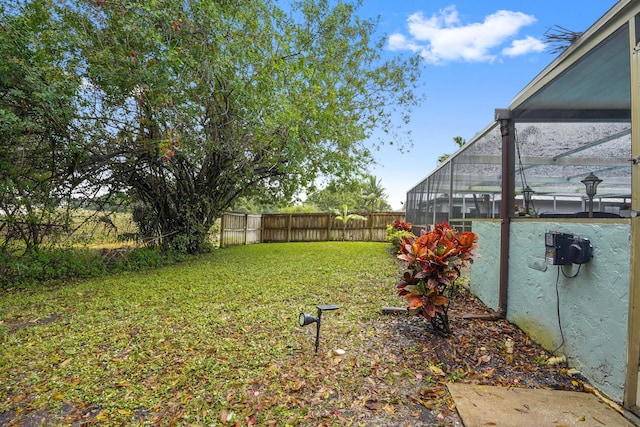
477, 354, 491, 365
219, 409, 236, 423
547, 355, 566, 365
364, 399, 382, 411
429, 365, 445, 376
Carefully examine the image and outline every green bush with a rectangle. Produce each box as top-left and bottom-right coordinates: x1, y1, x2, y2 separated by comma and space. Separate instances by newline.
0, 249, 106, 289
385, 224, 416, 253
0, 247, 186, 289
124, 247, 174, 269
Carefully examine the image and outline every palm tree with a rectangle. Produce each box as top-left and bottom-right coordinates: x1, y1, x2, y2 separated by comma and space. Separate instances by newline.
332, 204, 367, 240
361, 175, 388, 213
438, 136, 467, 164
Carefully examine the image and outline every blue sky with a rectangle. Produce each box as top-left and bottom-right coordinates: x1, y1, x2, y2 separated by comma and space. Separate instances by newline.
355, 1, 615, 209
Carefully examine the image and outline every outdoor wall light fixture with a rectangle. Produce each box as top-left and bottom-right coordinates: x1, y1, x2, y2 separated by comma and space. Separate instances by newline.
522, 185, 534, 215
298, 304, 339, 353
581, 172, 602, 218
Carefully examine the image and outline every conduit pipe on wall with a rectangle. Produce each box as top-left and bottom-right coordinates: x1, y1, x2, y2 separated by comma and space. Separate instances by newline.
496, 110, 514, 318
465, 110, 512, 321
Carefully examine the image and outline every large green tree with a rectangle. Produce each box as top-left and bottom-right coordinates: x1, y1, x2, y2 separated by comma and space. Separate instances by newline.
70, 0, 420, 253
4, 0, 421, 254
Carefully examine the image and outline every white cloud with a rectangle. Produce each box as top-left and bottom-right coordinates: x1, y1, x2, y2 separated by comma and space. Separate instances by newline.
502, 36, 546, 56
388, 33, 422, 53
388, 5, 542, 65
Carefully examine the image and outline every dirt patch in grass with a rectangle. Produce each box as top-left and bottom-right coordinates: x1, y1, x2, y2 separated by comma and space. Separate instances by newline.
3, 313, 63, 334
231, 290, 587, 427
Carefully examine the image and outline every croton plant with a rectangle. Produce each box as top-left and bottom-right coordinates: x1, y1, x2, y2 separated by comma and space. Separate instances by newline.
391, 220, 413, 232
396, 222, 477, 336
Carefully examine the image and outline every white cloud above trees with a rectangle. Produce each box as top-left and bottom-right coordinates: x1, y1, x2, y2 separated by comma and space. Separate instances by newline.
502, 36, 546, 57
387, 5, 544, 64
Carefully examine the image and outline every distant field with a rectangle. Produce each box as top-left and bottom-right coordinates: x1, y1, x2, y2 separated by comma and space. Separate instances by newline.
68, 210, 139, 247
66, 211, 221, 249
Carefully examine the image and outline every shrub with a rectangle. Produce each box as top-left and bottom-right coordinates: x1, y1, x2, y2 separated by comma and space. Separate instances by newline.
391, 220, 413, 232
0, 249, 106, 289
0, 246, 187, 289
395, 222, 477, 336
125, 247, 171, 269
386, 220, 416, 253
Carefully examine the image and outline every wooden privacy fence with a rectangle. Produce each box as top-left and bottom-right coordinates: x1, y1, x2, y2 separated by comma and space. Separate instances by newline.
219, 211, 405, 247
219, 213, 263, 247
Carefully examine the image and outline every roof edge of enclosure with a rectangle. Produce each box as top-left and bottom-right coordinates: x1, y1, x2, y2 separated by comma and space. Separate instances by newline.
404, 0, 636, 228
509, 0, 635, 121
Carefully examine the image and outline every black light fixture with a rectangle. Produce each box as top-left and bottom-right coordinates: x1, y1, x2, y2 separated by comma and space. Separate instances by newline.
581, 172, 602, 218
522, 185, 534, 216
298, 304, 339, 353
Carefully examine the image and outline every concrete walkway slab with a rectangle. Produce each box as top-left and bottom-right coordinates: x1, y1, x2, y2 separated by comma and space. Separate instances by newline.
447, 383, 635, 427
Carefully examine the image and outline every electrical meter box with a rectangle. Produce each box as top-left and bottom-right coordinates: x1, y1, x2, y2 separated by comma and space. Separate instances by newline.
545, 232, 574, 265
570, 237, 593, 264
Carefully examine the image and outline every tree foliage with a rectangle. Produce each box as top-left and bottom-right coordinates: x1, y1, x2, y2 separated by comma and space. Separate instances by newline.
306, 174, 391, 212
437, 136, 466, 164
0, 0, 84, 252
332, 203, 366, 240
361, 175, 390, 212
2, 0, 422, 254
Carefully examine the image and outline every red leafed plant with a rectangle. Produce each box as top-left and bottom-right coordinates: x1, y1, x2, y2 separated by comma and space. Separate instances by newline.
396, 222, 477, 336
391, 220, 413, 232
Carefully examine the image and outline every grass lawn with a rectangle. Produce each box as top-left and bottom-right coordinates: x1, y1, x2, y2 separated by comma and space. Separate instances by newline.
1, 242, 412, 426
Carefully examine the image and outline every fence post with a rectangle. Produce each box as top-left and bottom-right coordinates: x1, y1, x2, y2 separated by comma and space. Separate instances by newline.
259, 214, 263, 244
220, 213, 226, 248
244, 214, 248, 245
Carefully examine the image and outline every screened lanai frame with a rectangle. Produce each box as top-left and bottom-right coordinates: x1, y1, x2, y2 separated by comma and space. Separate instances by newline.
405, 3, 635, 228
405, 0, 640, 416
405, 120, 632, 227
